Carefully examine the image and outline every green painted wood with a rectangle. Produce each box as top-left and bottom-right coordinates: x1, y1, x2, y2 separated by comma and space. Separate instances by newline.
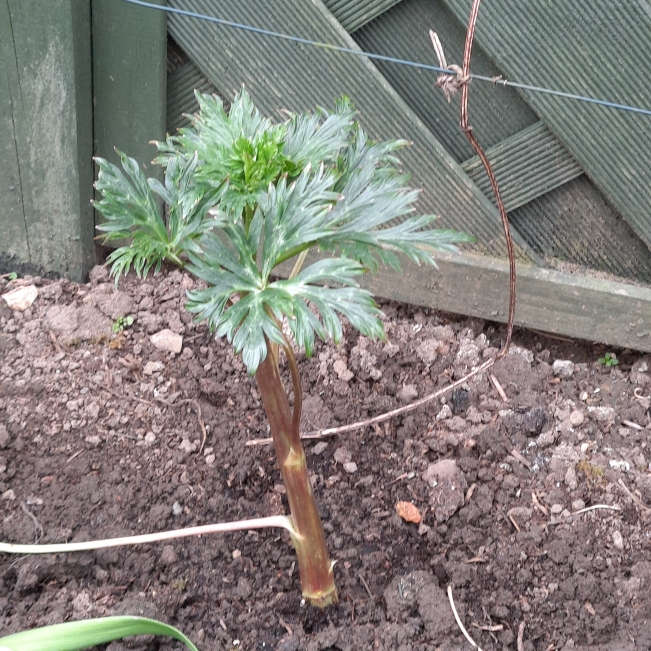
442, 0, 651, 252
92, 0, 167, 178
168, 0, 539, 263
0, 0, 94, 281
323, 0, 404, 33
277, 250, 651, 352
360, 253, 651, 352
461, 121, 584, 213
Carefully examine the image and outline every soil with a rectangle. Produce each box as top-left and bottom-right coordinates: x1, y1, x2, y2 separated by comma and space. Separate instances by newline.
1, 266, 651, 651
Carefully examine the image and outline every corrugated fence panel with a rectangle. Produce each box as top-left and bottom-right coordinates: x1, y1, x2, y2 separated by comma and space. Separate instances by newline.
461, 121, 584, 213
322, 0, 404, 33
352, 0, 538, 163
510, 177, 651, 282
167, 61, 217, 132
168, 0, 538, 261
443, 0, 651, 251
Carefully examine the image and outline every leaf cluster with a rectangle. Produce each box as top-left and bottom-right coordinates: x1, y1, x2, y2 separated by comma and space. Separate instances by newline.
94, 88, 474, 373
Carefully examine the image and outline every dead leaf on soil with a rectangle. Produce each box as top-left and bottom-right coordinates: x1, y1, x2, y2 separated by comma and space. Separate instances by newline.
396, 501, 421, 524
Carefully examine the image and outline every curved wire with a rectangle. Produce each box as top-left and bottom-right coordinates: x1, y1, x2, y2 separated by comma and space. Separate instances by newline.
119, 0, 651, 118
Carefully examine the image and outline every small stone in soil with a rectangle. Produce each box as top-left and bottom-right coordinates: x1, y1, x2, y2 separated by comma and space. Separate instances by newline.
570, 410, 585, 426
143, 361, 165, 375
613, 530, 624, 550
334, 447, 352, 464
150, 329, 183, 354
550, 503, 563, 515
343, 461, 358, 474
172, 502, 183, 516
553, 359, 575, 378
312, 442, 328, 455
572, 499, 586, 511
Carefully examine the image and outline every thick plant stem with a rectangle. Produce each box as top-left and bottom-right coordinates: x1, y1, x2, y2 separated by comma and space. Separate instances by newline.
255, 349, 337, 608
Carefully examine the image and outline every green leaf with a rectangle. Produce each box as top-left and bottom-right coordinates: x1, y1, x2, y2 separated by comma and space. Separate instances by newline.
0, 616, 198, 651
96, 88, 474, 372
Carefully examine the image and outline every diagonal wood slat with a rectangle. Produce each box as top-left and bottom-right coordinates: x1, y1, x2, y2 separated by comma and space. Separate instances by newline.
322, 0, 404, 33
461, 121, 584, 213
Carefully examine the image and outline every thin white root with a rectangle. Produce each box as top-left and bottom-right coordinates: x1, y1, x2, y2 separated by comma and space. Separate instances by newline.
573, 504, 621, 515
0, 516, 295, 555
448, 585, 483, 650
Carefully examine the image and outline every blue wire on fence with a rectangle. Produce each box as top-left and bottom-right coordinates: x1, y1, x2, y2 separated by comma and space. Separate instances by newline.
120, 0, 651, 118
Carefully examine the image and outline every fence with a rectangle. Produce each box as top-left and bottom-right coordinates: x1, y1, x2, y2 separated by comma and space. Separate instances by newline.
2, 0, 651, 351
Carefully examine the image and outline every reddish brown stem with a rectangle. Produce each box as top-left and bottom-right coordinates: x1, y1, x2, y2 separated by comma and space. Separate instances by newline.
255, 344, 337, 608
460, 0, 516, 360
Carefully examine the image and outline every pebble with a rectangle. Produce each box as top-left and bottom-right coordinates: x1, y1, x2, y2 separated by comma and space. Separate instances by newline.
334, 447, 352, 464
312, 442, 328, 456
552, 360, 575, 378
143, 361, 165, 376
572, 499, 586, 511
172, 501, 183, 516
2, 489, 16, 500
550, 503, 563, 515
150, 329, 183, 354
2, 285, 38, 311
569, 410, 584, 426
144, 432, 156, 445
205, 454, 216, 465
343, 461, 358, 474
564, 465, 578, 490
612, 530, 624, 550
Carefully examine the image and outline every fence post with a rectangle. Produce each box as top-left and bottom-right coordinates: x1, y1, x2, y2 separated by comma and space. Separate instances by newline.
0, 0, 94, 281
92, 0, 167, 181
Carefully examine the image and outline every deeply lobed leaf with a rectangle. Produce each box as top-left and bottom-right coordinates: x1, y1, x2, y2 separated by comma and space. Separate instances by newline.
95, 88, 474, 372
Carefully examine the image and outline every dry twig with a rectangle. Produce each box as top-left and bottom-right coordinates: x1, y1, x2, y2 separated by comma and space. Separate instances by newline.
618, 478, 651, 512
490, 374, 509, 402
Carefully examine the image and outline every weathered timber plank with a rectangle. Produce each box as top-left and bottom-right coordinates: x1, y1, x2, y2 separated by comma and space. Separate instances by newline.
361, 254, 651, 352
92, 0, 167, 177
0, 0, 94, 281
168, 0, 539, 262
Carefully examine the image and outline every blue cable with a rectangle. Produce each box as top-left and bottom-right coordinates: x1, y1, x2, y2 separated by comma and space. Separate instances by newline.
120, 0, 651, 118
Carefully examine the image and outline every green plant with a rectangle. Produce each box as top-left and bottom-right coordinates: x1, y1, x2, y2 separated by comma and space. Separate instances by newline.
1, 271, 18, 281
598, 351, 618, 367
0, 616, 198, 651
94, 88, 473, 607
112, 314, 134, 333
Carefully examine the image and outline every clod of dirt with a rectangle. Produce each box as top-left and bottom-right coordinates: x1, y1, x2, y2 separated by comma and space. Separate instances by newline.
423, 459, 467, 522
384, 571, 456, 641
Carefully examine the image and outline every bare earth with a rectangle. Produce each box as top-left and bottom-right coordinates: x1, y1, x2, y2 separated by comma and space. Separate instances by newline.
1, 267, 650, 651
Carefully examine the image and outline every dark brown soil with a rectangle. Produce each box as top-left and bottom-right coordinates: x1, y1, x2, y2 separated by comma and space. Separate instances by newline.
1, 267, 651, 651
